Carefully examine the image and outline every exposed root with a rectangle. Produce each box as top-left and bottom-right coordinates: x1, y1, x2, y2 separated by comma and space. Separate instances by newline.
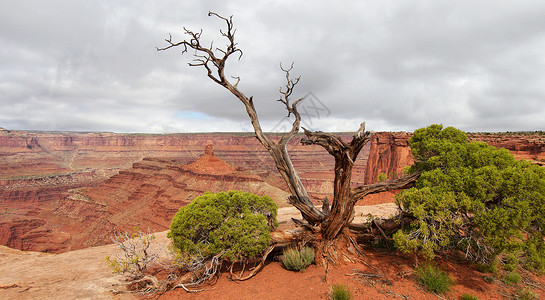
107, 222, 401, 296
292, 218, 320, 233
347, 271, 382, 278
110, 244, 281, 296
229, 245, 275, 281
520, 268, 545, 290
372, 219, 393, 241
110, 275, 164, 295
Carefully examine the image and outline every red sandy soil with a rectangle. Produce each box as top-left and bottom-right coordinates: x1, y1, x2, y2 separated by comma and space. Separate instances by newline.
156, 249, 545, 300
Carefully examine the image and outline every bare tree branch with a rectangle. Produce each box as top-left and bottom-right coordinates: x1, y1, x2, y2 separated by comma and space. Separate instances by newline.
351, 170, 422, 201
158, 12, 324, 224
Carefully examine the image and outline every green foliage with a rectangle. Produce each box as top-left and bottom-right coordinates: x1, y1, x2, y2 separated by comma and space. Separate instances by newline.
476, 256, 499, 274
105, 227, 159, 279
329, 283, 352, 300
461, 294, 479, 300
503, 271, 521, 285
483, 276, 495, 283
396, 124, 545, 272
504, 253, 518, 271
415, 263, 454, 294
377, 172, 388, 182
282, 246, 315, 271
514, 287, 539, 300
168, 191, 278, 262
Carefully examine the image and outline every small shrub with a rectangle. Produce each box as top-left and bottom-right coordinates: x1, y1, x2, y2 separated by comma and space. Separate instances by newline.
105, 227, 159, 279
415, 263, 454, 294
168, 191, 278, 263
282, 246, 315, 271
504, 253, 518, 271
461, 294, 479, 300
503, 272, 521, 285
377, 172, 388, 182
329, 283, 352, 300
476, 257, 499, 274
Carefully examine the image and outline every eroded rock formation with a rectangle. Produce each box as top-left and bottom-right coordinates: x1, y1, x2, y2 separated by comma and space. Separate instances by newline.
1, 142, 293, 253
364, 132, 414, 184
469, 133, 545, 164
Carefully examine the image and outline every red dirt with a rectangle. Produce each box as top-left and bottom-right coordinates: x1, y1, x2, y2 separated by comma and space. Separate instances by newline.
155, 250, 545, 300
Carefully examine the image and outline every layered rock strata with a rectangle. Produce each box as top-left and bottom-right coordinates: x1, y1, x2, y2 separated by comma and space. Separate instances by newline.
1, 143, 291, 253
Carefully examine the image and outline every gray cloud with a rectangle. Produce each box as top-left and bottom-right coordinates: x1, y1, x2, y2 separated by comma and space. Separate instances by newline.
1, 0, 545, 133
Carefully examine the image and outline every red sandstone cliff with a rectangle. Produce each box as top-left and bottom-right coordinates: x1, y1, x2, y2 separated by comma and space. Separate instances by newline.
469, 133, 545, 164
364, 132, 414, 184
0, 143, 291, 253
0, 130, 368, 200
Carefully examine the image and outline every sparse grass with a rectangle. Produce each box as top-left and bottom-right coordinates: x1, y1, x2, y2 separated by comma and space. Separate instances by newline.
483, 276, 495, 283
503, 272, 521, 285
415, 263, 454, 294
461, 294, 479, 300
329, 283, 352, 300
282, 246, 315, 271
514, 287, 538, 300
476, 257, 498, 274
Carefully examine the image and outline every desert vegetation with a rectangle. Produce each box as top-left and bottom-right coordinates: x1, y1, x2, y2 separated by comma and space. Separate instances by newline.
169, 191, 278, 280
394, 125, 545, 273
414, 263, 453, 294
108, 190, 283, 293
281, 245, 315, 271
105, 228, 159, 280
328, 283, 353, 300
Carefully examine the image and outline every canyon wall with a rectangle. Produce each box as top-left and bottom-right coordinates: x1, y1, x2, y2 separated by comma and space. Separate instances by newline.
0, 130, 370, 200
364, 132, 414, 184
0, 146, 291, 253
0, 129, 369, 252
468, 133, 545, 164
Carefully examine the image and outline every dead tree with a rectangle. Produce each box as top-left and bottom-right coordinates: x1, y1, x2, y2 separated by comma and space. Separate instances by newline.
157, 12, 420, 251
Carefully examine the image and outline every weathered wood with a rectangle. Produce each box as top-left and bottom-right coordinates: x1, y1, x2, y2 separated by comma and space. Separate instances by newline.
269, 227, 317, 244
351, 170, 422, 201
158, 12, 325, 225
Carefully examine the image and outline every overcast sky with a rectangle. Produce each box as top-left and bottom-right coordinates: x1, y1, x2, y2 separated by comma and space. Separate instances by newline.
1, 1, 545, 133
